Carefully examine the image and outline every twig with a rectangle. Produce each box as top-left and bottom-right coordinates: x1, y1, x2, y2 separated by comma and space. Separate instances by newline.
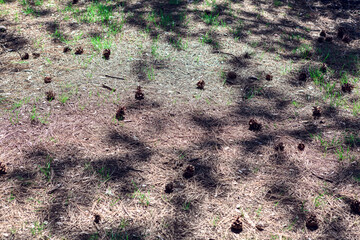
188, 158, 200, 162
50, 168, 55, 183
47, 183, 62, 194
104, 74, 125, 80
126, 167, 143, 172
102, 84, 116, 92
212, 50, 241, 63
122, 205, 132, 218
311, 171, 334, 183
242, 210, 256, 228
15, 51, 22, 58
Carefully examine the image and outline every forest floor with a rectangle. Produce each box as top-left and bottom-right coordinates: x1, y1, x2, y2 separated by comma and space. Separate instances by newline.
1, 0, 360, 239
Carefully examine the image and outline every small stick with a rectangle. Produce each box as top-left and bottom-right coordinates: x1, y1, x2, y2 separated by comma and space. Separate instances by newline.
126, 167, 143, 172
47, 183, 62, 194
122, 205, 132, 218
102, 84, 116, 92
104, 74, 125, 80
212, 50, 241, 62
188, 158, 200, 162
311, 171, 334, 183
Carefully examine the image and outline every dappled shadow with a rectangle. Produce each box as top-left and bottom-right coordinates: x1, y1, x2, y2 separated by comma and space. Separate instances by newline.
0, 130, 155, 237
232, 102, 280, 121
4, 168, 37, 200
191, 113, 224, 131
0, 23, 28, 59
320, 215, 348, 240
130, 52, 170, 83
186, 112, 228, 190
1, 0, 360, 239
106, 130, 152, 162
169, 144, 225, 193
332, 161, 360, 186
240, 133, 273, 153
286, 128, 315, 142
192, 159, 223, 190
268, 152, 288, 165
314, 40, 360, 74
125, 98, 161, 112
88, 157, 140, 182
77, 227, 147, 240
44, 21, 70, 44
264, 181, 306, 230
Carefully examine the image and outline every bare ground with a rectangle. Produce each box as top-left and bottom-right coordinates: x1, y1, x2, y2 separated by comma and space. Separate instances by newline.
1, 0, 360, 239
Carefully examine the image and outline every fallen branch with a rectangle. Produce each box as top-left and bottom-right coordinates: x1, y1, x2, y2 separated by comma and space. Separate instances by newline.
47, 183, 62, 194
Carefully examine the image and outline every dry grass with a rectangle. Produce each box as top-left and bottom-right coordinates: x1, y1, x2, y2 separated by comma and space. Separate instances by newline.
1, 0, 360, 239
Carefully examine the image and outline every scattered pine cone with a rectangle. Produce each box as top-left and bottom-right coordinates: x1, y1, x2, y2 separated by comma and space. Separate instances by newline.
103, 49, 111, 60
44, 77, 52, 84
135, 86, 144, 100
320, 30, 326, 37
306, 213, 319, 231
265, 74, 273, 81
299, 72, 307, 81
325, 36, 333, 42
183, 165, 195, 179
337, 27, 346, 39
74, 46, 84, 55
312, 106, 321, 119
32, 53, 40, 59
94, 214, 101, 224
275, 142, 285, 152
63, 46, 71, 53
298, 143, 305, 151
342, 83, 354, 93
320, 63, 327, 73
350, 199, 360, 214
227, 71, 237, 80
249, 119, 262, 131
165, 182, 174, 194
0, 162, 6, 175
317, 37, 324, 43
46, 91, 55, 101
342, 35, 352, 44
115, 106, 126, 120
196, 80, 205, 90
21, 52, 29, 60
231, 216, 243, 233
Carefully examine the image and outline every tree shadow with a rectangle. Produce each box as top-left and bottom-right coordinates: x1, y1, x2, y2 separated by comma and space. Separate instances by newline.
2, 131, 156, 237
106, 130, 152, 163
264, 180, 306, 231
77, 227, 147, 240
0, 25, 28, 59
